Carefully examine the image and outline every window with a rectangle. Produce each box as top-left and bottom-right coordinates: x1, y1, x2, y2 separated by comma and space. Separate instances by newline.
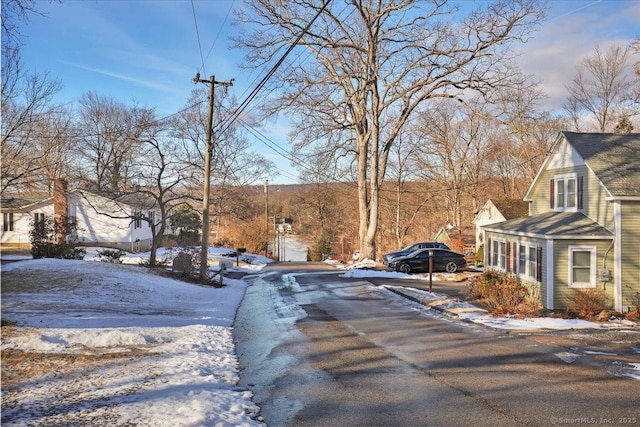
527, 246, 537, 279
557, 178, 565, 208
569, 246, 596, 288
148, 211, 155, 228
490, 239, 507, 271
3, 212, 14, 231
566, 179, 576, 208
492, 240, 499, 267
517, 243, 538, 280
551, 174, 583, 211
518, 244, 527, 275
34, 213, 45, 224
499, 241, 506, 270
134, 212, 142, 229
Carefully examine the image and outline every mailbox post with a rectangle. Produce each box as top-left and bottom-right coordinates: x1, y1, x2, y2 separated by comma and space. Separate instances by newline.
428, 249, 434, 293
236, 248, 246, 267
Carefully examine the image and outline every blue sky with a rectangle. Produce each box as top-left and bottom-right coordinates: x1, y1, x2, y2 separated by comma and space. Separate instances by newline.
17, 0, 640, 184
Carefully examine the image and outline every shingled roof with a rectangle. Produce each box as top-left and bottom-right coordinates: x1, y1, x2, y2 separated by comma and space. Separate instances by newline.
482, 211, 613, 238
491, 199, 529, 220
0, 194, 52, 212
562, 132, 640, 197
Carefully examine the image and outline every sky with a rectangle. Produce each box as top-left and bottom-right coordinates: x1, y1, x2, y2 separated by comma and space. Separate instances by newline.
14, 0, 640, 184
1, 241, 638, 425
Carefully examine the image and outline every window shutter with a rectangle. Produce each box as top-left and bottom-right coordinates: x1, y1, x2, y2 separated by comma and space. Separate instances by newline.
577, 175, 584, 210
512, 242, 517, 273
550, 179, 554, 209
536, 247, 543, 282
486, 237, 491, 266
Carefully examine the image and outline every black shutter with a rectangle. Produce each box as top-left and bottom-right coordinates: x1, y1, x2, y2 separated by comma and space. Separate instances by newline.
577, 176, 584, 210
550, 179, 555, 209
536, 246, 543, 282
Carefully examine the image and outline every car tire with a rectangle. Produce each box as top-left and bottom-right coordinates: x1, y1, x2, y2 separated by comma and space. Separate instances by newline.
399, 264, 411, 274
445, 262, 458, 273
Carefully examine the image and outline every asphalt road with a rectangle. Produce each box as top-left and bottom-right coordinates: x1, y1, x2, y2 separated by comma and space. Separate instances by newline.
234, 262, 640, 427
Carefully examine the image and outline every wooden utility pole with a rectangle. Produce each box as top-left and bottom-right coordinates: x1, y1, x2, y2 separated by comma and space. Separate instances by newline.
193, 73, 234, 280
264, 179, 269, 257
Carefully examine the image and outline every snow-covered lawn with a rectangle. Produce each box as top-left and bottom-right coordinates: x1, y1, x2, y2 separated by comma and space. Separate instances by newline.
1, 253, 267, 426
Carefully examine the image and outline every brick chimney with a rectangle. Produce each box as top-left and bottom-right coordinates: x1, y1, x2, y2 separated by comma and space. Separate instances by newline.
53, 178, 68, 244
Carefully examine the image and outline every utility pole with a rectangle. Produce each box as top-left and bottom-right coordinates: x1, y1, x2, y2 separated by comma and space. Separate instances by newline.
264, 179, 269, 257
193, 73, 234, 280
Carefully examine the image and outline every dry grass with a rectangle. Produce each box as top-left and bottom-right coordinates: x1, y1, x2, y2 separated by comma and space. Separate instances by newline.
1, 326, 141, 389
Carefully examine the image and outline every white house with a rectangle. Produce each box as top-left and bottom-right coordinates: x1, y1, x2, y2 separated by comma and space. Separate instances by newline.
472, 199, 529, 253
1, 182, 166, 253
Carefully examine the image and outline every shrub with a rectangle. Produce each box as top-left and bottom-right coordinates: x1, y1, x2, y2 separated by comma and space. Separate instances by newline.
97, 249, 125, 263
466, 270, 540, 316
485, 275, 530, 316
624, 284, 640, 318
569, 288, 607, 319
465, 270, 502, 299
310, 232, 333, 262
475, 244, 484, 266
30, 215, 85, 260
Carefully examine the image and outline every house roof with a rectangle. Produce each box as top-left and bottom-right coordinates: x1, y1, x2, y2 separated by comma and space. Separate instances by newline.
563, 132, 640, 197
490, 199, 529, 220
434, 225, 475, 245
0, 194, 52, 212
482, 211, 613, 239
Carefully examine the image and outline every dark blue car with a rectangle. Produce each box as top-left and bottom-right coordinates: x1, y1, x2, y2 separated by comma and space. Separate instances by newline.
382, 241, 449, 265
388, 248, 466, 274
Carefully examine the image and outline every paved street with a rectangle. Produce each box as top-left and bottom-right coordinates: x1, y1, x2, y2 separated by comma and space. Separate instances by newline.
234, 262, 640, 427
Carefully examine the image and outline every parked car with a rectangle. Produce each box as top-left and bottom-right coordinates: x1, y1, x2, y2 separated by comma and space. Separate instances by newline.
382, 241, 449, 265
388, 248, 466, 274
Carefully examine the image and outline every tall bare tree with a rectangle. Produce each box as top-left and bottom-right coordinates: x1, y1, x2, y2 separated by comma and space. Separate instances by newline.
75, 92, 156, 193
129, 134, 195, 266
564, 44, 639, 132
234, 0, 544, 260
1, 0, 65, 192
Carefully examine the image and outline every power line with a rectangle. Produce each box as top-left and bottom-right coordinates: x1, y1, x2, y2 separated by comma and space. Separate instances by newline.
215, 0, 333, 137
190, 0, 206, 75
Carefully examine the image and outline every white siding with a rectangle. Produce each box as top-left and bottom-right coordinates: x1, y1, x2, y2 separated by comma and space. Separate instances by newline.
1, 204, 54, 245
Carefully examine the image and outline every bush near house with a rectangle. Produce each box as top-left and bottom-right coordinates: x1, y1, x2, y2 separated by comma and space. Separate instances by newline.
96, 249, 125, 263
623, 284, 640, 321
466, 271, 542, 317
568, 288, 608, 319
29, 216, 85, 260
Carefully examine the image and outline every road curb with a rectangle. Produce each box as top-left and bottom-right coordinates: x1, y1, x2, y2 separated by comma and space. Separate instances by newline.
384, 286, 488, 318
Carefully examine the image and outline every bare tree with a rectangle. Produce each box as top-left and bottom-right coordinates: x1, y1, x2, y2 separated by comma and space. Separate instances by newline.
564, 44, 639, 132
234, 0, 544, 260
413, 99, 490, 228
171, 87, 276, 244
1, 0, 65, 192
75, 92, 156, 193
130, 135, 195, 266
383, 134, 431, 249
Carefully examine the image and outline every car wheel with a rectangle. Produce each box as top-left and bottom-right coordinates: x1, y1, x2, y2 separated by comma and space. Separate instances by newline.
399, 263, 411, 274
445, 262, 458, 273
